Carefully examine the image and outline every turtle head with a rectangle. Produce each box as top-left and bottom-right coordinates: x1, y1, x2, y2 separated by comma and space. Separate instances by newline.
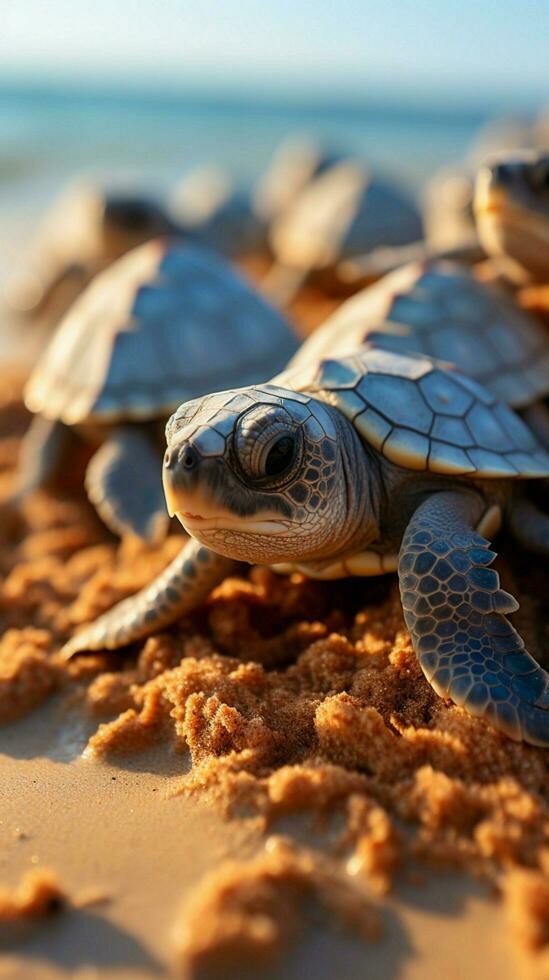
474, 152, 549, 280
162, 384, 373, 565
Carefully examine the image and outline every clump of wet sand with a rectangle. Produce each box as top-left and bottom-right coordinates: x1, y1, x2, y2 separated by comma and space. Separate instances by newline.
0, 371, 548, 973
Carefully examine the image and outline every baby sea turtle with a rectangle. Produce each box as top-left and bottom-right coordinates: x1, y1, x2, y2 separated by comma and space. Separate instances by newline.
287, 261, 549, 422
420, 118, 543, 255
262, 159, 423, 305
4, 182, 178, 324
341, 151, 549, 287
16, 239, 298, 541
62, 346, 549, 746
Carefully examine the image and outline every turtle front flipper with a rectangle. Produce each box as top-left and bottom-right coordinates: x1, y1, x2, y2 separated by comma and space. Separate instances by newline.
14, 416, 73, 498
399, 490, 549, 747
61, 539, 238, 659
85, 427, 169, 542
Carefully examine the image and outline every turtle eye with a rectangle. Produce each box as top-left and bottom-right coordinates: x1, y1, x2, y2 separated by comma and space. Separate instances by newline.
235, 405, 300, 485
265, 435, 296, 476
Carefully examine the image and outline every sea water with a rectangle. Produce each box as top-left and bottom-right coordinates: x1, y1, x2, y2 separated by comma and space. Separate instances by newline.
0, 80, 542, 265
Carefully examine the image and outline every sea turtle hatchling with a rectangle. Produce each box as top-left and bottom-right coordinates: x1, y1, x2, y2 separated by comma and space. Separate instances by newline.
262, 159, 423, 305
62, 346, 549, 746
339, 151, 549, 288
4, 181, 178, 325
16, 238, 298, 541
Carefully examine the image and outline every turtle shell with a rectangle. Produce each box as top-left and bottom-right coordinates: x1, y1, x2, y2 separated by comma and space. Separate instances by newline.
269, 160, 423, 272
25, 240, 298, 426
288, 262, 549, 408
283, 346, 549, 479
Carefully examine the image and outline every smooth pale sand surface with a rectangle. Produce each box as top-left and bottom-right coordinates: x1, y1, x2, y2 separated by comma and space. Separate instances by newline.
0, 698, 518, 980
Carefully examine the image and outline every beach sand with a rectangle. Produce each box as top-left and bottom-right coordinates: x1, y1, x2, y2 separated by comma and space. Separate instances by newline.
0, 364, 547, 980
0, 706, 525, 980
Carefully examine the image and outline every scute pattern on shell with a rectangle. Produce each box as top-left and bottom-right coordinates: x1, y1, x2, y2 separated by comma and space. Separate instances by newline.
288, 346, 549, 478
288, 262, 549, 408
24, 240, 297, 426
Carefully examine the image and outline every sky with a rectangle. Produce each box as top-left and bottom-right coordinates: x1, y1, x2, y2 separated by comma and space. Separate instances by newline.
2, 0, 548, 107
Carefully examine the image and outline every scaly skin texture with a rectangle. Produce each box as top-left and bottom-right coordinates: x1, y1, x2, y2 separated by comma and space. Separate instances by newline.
61, 539, 236, 659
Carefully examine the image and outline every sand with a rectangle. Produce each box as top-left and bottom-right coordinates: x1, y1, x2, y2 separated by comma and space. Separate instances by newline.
0, 365, 548, 979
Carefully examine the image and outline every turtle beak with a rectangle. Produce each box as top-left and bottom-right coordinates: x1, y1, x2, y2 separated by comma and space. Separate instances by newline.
162, 441, 204, 519
163, 444, 184, 517
162, 469, 179, 518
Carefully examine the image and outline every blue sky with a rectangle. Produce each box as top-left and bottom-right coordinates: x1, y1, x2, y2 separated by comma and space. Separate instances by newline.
2, 0, 548, 106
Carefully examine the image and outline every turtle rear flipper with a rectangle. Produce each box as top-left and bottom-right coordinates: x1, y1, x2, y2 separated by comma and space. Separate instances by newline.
85, 427, 168, 542
399, 489, 549, 747
14, 416, 73, 498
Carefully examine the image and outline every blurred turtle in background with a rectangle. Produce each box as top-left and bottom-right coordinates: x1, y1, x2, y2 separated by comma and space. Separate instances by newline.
4, 136, 339, 338
416, 114, 548, 256
14, 239, 298, 541
414, 116, 546, 259
340, 148, 549, 289
261, 159, 423, 306
3, 181, 179, 325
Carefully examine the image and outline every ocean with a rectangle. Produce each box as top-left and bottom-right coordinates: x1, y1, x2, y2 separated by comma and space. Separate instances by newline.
0, 80, 544, 276
1, 82, 535, 198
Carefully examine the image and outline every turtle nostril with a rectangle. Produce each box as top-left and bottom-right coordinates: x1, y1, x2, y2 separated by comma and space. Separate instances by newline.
164, 442, 199, 473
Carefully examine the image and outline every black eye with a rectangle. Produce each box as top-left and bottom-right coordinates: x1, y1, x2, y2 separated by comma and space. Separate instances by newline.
265, 435, 295, 476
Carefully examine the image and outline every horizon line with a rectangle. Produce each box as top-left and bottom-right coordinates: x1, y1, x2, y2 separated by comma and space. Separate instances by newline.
0, 69, 544, 117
